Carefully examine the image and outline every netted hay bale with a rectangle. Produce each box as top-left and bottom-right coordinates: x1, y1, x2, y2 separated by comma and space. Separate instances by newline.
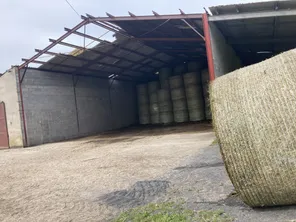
202, 69, 212, 120
210, 49, 296, 207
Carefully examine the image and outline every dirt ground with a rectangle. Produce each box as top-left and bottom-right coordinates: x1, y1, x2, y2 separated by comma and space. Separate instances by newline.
2, 123, 296, 222
0, 123, 214, 222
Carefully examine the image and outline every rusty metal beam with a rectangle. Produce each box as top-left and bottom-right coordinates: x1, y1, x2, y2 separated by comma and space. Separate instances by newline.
83, 15, 169, 65
23, 57, 140, 79
128, 11, 136, 17
181, 19, 205, 40
22, 59, 47, 65
88, 13, 203, 22
47, 40, 153, 78
136, 37, 203, 42
202, 13, 215, 81
19, 19, 89, 70
83, 15, 170, 65
64, 28, 156, 69
179, 9, 186, 15
62, 30, 155, 76
106, 12, 115, 18
152, 11, 160, 16
48, 39, 152, 73
25, 67, 143, 83
161, 49, 205, 53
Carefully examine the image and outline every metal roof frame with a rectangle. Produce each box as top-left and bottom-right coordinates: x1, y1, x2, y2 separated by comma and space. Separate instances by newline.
18, 9, 206, 82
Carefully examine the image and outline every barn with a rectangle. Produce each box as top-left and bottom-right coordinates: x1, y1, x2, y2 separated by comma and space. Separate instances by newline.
1, 0, 296, 148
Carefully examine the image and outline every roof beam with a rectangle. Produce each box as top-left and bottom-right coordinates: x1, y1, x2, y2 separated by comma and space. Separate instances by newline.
21, 59, 47, 65
106, 12, 115, 18
209, 9, 296, 21
25, 67, 144, 83
83, 15, 169, 65
181, 19, 205, 40
88, 13, 203, 22
128, 11, 136, 17
21, 58, 89, 71
135, 37, 203, 42
179, 9, 186, 15
63, 29, 156, 69
48, 39, 152, 73
19, 19, 89, 69
66, 29, 158, 69
152, 11, 160, 16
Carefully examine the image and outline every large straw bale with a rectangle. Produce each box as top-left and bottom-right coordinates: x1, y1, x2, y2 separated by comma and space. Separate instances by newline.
210, 49, 296, 207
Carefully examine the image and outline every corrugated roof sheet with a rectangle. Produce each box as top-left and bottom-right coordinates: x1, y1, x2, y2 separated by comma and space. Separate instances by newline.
209, 0, 296, 15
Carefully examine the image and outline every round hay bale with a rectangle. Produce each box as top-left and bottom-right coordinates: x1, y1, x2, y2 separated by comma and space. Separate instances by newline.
174, 110, 188, 123
137, 94, 149, 105
160, 111, 174, 124
157, 89, 171, 102
173, 64, 187, 75
139, 104, 150, 116
188, 109, 204, 122
172, 99, 187, 111
159, 67, 172, 89
183, 72, 201, 86
150, 114, 160, 124
211, 49, 296, 207
149, 92, 158, 103
185, 85, 203, 99
148, 81, 160, 94
169, 75, 183, 89
187, 99, 204, 110
171, 88, 186, 100
139, 115, 150, 125
187, 61, 202, 72
159, 101, 173, 112
150, 103, 159, 115
137, 84, 148, 95
202, 69, 212, 120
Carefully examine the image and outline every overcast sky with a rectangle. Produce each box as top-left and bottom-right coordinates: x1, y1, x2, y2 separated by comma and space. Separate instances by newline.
0, 0, 264, 73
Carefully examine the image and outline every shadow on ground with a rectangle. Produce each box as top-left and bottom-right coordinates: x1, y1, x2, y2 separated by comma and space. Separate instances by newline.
100, 180, 170, 208
100, 145, 296, 222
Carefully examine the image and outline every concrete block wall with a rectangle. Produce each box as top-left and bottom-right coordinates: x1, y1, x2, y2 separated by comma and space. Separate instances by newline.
21, 69, 137, 146
209, 22, 242, 77
0, 68, 24, 147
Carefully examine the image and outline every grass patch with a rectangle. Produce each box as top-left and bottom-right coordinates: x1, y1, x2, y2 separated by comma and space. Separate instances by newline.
211, 138, 219, 145
113, 202, 233, 222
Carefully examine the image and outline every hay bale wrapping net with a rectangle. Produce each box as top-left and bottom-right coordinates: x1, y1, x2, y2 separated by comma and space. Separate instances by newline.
211, 49, 296, 207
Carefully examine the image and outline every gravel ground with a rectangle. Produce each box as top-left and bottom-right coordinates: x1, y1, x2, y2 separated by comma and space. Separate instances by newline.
0, 123, 214, 222
2, 122, 296, 222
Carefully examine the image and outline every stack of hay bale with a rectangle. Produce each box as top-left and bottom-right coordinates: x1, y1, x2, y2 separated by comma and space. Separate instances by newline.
211, 49, 296, 207
158, 89, 173, 124
202, 69, 212, 120
159, 67, 171, 90
137, 84, 150, 125
169, 75, 188, 123
158, 68, 174, 124
148, 81, 160, 124
187, 61, 201, 72
173, 64, 187, 75
183, 71, 204, 121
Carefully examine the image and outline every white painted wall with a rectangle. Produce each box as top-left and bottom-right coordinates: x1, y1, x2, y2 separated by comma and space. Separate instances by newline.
0, 68, 23, 147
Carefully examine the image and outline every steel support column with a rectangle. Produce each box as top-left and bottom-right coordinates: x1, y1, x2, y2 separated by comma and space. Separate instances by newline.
202, 13, 215, 81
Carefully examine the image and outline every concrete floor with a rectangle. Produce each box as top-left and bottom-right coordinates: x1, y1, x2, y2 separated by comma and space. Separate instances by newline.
0, 123, 214, 222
